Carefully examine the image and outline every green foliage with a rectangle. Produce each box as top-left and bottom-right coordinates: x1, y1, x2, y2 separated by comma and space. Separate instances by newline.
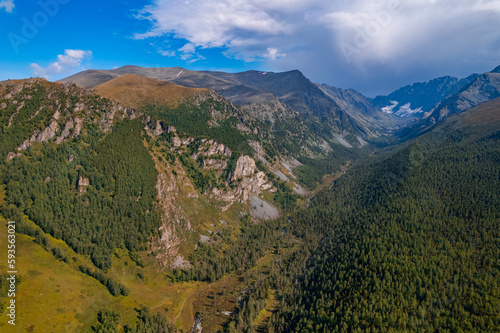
273, 181, 298, 211
270, 130, 500, 332
143, 98, 252, 154
92, 309, 120, 333
0, 85, 52, 157
179, 154, 221, 193
124, 306, 174, 333
295, 145, 359, 190
78, 265, 129, 297
180, 216, 284, 282
222, 278, 273, 333
1, 119, 160, 272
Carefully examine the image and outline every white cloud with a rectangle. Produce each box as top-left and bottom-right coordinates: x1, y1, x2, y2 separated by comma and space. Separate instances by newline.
177, 43, 206, 63
157, 48, 175, 57
264, 47, 286, 60
135, 0, 500, 95
0, 0, 14, 13
179, 43, 196, 55
31, 49, 93, 79
134, 0, 291, 48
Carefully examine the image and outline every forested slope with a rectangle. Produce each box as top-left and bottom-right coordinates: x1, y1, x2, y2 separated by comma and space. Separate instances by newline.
270, 101, 500, 332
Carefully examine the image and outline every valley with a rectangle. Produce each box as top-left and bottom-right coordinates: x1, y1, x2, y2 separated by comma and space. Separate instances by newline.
0, 65, 499, 332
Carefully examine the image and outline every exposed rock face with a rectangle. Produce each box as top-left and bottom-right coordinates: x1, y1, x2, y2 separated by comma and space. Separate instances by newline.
152, 161, 195, 269
73, 117, 84, 137
212, 169, 272, 210
78, 176, 90, 186
248, 140, 265, 157
143, 117, 171, 137
249, 140, 268, 164
172, 136, 182, 147
56, 118, 76, 144
210, 155, 272, 211
172, 136, 194, 147
7, 102, 24, 127
3, 78, 146, 152
232, 155, 256, 180
77, 176, 90, 192
147, 120, 164, 136
202, 159, 227, 170
199, 139, 232, 157
6, 152, 21, 161
18, 120, 59, 150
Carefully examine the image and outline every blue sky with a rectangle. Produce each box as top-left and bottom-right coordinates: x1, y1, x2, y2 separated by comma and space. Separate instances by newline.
1, 0, 499, 96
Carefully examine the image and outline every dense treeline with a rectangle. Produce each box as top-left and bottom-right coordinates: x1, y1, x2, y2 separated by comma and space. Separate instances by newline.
124, 306, 175, 333
223, 277, 274, 333
295, 145, 360, 190
143, 98, 253, 154
178, 216, 284, 282
79, 265, 130, 297
92, 307, 175, 333
1, 119, 160, 271
269, 129, 500, 332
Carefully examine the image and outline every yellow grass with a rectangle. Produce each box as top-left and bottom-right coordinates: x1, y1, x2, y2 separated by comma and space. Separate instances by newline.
93, 74, 208, 109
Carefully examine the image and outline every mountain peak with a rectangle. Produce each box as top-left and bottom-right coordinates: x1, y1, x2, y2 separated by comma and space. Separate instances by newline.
491, 65, 500, 73
116, 65, 142, 70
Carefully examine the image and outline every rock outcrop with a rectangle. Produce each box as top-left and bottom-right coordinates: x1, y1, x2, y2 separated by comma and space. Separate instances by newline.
6, 152, 21, 161
18, 120, 59, 150
77, 176, 90, 193
210, 155, 272, 210
152, 166, 196, 269
232, 155, 256, 180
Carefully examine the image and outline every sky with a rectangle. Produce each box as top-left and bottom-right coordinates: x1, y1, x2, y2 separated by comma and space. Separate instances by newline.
0, 0, 499, 96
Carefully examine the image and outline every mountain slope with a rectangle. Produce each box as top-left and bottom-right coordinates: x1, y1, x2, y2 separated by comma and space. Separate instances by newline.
0, 77, 309, 331
61, 66, 399, 143
2, 69, 499, 332
317, 84, 407, 136
93, 74, 208, 109
396, 67, 500, 140
372, 74, 478, 117
425, 69, 500, 123
270, 96, 500, 332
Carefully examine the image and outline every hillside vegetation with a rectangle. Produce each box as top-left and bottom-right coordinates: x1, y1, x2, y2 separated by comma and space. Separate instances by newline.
1, 75, 499, 332
268, 101, 500, 332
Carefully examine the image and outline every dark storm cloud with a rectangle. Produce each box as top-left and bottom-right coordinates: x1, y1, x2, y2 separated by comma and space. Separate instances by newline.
136, 0, 500, 96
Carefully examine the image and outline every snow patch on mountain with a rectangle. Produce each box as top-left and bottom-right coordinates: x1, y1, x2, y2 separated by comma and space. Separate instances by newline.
394, 103, 423, 117
382, 101, 399, 114
381, 101, 423, 118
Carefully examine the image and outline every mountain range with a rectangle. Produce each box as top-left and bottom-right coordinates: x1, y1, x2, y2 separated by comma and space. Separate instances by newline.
61, 64, 500, 140
0, 63, 499, 332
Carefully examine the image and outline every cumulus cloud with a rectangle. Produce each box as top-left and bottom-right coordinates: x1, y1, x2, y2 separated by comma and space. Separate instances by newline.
0, 0, 14, 13
136, 0, 500, 95
264, 47, 286, 60
176, 43, 205, 63
157, 48, 175, 57
135, 0, 291, 47
31, 49, 93, 79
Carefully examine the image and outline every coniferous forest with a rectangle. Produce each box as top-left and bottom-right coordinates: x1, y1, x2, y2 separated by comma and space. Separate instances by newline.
0, 76, 499, 332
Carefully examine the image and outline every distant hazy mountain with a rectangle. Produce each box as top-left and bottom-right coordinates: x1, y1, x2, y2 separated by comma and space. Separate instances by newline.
316, 84, 408, 134
394, 66, 500, 140
425, 68, 500, 124
60, 66, 404, 142
61, 66, 348, 116
372, 74, 479, 117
